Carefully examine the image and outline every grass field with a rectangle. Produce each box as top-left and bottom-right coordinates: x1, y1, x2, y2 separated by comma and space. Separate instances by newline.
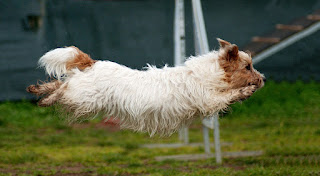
0, 81, 320, 175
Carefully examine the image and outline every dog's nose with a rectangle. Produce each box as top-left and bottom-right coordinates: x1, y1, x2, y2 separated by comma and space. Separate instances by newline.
263, 77, 267, 83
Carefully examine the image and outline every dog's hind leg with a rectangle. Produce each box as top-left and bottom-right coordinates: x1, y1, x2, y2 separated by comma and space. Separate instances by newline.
37, 83, 67, 107
27, 80, 62, 96
38, 91, 61, 107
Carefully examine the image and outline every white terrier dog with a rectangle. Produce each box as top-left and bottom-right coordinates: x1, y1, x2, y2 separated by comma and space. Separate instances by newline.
27, 39, 265, 136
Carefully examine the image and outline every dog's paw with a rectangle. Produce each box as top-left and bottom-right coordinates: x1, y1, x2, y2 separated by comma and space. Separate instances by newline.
229, 85, 257, 103
26, 85, 38, 94
240, 85, 257, 97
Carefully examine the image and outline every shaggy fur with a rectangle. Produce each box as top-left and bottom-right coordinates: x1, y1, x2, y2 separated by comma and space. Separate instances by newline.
27, 39, 265, 136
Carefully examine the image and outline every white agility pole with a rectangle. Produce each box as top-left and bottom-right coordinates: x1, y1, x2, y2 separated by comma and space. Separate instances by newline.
174, 0, 189, 144
192, 0, 222, 164
174, 0, 186, 66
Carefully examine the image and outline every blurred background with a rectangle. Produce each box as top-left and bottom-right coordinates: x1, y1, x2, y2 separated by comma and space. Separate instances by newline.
0, 0, 320, 175
1, 0, 320, 101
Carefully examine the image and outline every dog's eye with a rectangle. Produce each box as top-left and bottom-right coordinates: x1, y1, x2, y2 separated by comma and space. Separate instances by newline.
246, 64, 251, 71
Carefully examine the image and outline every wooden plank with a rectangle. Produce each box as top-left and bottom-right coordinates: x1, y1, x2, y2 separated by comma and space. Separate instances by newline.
252, 37, 280, 43
264, 30, 296, 40
307, 15, 320, 21
242, 42, 272, 56
155, 151, 264, 161
276, 24, 303, 31
290, 17, 315, 27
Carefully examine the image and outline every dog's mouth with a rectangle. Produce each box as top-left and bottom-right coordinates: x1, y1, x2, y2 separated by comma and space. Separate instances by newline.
248, 77, 265, 89
247, 82, 260, 87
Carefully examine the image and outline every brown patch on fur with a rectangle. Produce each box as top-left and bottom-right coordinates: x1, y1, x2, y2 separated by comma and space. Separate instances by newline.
66, 46, 96, 71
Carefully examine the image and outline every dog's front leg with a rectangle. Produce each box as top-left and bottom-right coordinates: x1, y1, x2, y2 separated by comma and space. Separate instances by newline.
228, 85, 257, 103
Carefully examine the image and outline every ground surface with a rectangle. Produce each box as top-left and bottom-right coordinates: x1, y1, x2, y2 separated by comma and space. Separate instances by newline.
0, 81, 320, 175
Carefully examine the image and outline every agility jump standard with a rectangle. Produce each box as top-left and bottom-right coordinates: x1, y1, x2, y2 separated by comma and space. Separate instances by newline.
144, 0, 264, 162
143, 0, 222, 163
191, 0, 222, 164
176, 0, 222, 164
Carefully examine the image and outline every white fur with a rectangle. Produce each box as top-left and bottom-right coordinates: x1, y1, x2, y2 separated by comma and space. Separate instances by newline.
38, 47, 78, 80
39, 48, 241, 136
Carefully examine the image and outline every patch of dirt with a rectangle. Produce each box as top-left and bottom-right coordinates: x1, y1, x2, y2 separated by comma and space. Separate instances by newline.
200, 164, 246, 171
0, 167, 18, 175
152, 162, 246, 174
0, 164, 95, 176
72, 117, 120, 132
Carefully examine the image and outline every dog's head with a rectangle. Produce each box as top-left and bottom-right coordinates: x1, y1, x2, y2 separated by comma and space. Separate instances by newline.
217, 38, 265, 100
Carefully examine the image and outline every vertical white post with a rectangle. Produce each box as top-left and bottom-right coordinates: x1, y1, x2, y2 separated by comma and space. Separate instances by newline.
174, 0, 186, 66
174, 0, 189, 144
213, 112, 222, 163
183, 126, 189, 144
191, 0, 222, 163
202, 124, 211, 153
191, 0, 209, 52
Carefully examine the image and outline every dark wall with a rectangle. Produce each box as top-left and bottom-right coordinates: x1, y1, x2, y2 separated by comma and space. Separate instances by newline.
0, 0, 44, 101
43, 0, 174, 68
1, 0, 320, 101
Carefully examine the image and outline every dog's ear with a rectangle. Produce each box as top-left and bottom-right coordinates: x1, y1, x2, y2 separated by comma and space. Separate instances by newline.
217, 38, 238, 61
217, 38, 231, 48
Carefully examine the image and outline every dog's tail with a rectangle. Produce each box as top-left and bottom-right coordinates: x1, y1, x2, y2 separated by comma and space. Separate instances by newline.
39, 46, 96, 80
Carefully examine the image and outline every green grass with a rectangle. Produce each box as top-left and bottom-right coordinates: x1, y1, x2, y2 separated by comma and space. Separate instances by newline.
0, 81, 319, 175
